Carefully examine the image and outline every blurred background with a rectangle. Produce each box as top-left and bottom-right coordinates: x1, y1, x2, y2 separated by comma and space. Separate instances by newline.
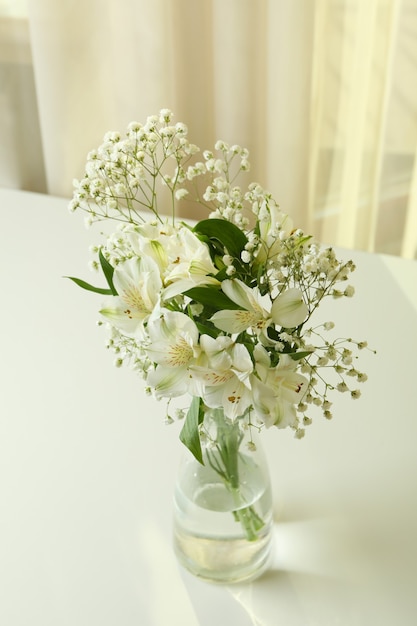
1, 0, 416, 258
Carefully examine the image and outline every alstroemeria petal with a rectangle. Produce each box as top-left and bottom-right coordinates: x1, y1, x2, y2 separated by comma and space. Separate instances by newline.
222, 279, 253, 309
146, 310, 199, 366
210, 309, 260, 334
146, 365, 188, 398
190, 366, 234, 387
271, 288, 308, 328
204, 378, 252, 420
113, 256, 161, 311
147, 309, 199, 344
100, 256, 161, 335
221, 279, 260, 311
251, 377, 298, 429
230, 343, 253, 381
99, 297, 144, 334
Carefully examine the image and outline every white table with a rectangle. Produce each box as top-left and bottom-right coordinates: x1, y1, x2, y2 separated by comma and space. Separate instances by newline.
1, 188, 417, 625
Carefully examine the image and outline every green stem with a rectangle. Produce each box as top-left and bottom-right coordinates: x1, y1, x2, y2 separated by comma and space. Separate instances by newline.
205, 411, 265, 542
232, 497, 265, 541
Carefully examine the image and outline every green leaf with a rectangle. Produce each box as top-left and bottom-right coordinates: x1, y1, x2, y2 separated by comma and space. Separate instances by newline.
295, 235, 313, 249
65, 276, 114, 295
194, 219, 248, 259
184, 286, 242, 310
179, 397, 204, 465
214, 266, 228, 281
195, 321, 219, 338
288, 350, 314, 361
99, 249, 118, 295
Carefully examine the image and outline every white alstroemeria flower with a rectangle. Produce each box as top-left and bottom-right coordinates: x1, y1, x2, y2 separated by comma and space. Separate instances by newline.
210, 280, 269, 334
191, 335, 253, 420
99, 256, 161, 334
251, 350, 308, 429
145, 309, 200, 398
210, 279, 308, 335
162, 226, 220, 299
130, 222, 218, 300
128, 221, 176, 276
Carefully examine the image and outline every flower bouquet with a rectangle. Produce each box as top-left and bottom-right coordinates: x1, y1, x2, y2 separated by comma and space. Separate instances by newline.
68, 109, 369, 582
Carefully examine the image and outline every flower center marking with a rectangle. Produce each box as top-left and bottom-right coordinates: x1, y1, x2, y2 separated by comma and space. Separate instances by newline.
206, 371, 232, 385
167, 337, 192, 367
123, 287, 147, 313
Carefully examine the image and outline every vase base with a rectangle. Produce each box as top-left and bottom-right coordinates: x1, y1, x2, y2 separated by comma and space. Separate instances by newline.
173, 524, 273, 584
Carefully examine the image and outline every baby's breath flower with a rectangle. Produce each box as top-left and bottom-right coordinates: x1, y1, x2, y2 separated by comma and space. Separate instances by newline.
216, 192, 228, 204
68, 199, 79, 212
241, 250, 251, 263
159, 108, 173, 123
294, 428, 305, 440
175, 188, 188, 200
274, 342, 285, 352
337, 382, 349, 392
326, 346, 338, 360
357, 372, 368, 382
215, 140, 228, 151
175, 122, 187, 135
347, 368, 358, 377
279, 332, 294, 343
203, 187, 216, 202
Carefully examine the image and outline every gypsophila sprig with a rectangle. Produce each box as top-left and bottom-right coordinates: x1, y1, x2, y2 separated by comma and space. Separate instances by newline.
68, 109, 371, 454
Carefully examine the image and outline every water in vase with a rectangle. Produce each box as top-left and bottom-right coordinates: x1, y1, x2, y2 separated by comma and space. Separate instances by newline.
173, 458, 273, 584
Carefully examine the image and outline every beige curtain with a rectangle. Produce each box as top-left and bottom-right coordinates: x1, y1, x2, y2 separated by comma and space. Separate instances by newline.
308, 0, 417, 257
1, 0, 416, 258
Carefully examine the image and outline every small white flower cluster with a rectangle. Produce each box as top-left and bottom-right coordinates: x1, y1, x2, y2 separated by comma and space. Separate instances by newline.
69, 109, 372, 440
297, 328, 369, 427
185, 150, 250, 231
70, 109, 199, 225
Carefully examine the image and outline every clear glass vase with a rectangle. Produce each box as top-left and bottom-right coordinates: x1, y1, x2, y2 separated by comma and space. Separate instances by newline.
173, 406, 273, 584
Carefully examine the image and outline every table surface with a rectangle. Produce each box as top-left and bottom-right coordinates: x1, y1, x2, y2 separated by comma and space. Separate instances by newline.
1, 188, 417, 626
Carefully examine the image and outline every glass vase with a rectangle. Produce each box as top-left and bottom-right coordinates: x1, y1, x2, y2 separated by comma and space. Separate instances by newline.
173, 406, 273, 584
